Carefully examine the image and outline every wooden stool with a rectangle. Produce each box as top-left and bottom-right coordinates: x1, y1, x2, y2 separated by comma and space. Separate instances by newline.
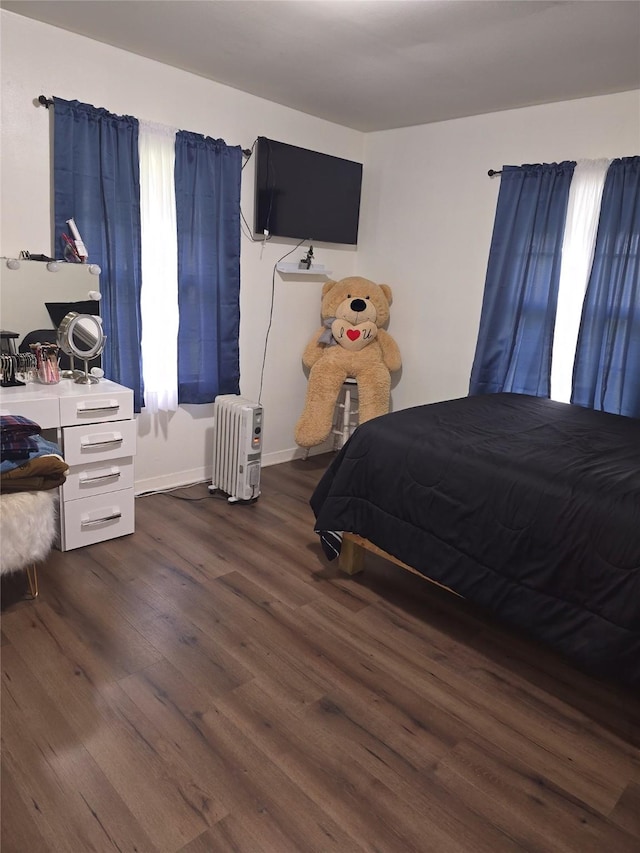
331, 378, 359, 450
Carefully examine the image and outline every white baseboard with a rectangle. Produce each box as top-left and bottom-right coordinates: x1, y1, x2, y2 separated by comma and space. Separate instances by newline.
134, 442, 335, 496
134, 467, 208, 496
260, 439, 334, 467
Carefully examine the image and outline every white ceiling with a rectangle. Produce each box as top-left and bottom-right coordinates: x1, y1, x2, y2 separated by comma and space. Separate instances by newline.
3, 0, 640, 132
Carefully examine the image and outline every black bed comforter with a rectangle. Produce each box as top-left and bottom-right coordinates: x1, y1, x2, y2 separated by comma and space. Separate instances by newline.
311, 394, 640, 685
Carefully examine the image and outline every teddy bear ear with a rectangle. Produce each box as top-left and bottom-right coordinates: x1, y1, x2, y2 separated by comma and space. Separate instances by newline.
321, 280, 337, 297
379, 284, 393, 305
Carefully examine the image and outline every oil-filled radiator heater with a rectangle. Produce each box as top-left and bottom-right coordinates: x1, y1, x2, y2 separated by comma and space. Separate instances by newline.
209, 395, 263, 502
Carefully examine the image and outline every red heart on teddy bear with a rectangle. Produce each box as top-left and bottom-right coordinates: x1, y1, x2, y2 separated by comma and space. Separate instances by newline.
346, 329, 361, 341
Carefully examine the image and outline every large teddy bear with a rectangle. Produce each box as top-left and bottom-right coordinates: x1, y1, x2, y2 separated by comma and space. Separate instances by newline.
294, 276, 401, 448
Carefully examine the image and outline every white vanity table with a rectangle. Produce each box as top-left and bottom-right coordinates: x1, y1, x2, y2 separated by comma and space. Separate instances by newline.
0, 378, 136, 550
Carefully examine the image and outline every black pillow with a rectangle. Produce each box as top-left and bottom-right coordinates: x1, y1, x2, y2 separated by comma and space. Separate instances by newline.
45, 300, 100, 329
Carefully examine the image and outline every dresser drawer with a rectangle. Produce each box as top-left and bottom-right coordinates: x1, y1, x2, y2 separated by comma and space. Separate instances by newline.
61, 489, 135, 551
0, 396, 59, 429
59, 389, 133, 426
62, 419, 136, 466
62, 458, 134, 501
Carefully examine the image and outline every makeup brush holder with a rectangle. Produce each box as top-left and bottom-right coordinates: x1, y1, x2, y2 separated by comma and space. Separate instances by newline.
31, 343, 61, 385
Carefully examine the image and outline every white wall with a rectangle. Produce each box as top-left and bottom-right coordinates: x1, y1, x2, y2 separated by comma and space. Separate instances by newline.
357, 90, 640, 411
0, 10, 363, 491
3, 10, 638, 491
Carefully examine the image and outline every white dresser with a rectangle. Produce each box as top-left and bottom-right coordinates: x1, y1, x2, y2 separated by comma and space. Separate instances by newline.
0, 378, 136, 550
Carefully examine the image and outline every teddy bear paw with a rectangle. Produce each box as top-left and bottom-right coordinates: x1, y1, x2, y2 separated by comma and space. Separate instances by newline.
294, 416, 332, 449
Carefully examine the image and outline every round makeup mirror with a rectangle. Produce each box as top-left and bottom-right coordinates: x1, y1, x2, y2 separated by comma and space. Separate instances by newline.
57, 312, 106, 384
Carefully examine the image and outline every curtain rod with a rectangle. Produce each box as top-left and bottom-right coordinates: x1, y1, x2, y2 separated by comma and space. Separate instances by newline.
36, 95, 252, 157
36, 99, 500, 170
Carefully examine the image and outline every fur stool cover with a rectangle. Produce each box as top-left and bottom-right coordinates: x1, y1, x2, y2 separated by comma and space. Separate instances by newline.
0, 491, 58, 574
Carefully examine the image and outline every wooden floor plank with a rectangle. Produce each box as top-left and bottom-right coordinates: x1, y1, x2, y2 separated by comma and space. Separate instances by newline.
1, 761, 51, 853
177, 817, 289, 853
217, 679, 519, 853
131, 569, 329, 709
1, 611, 215, 849
83, 679, 218, 851
118, 658, 363, 853
1, 453, 638, 852
435, 737, 640, 853
208, 692, 437, 853
329, 601, 638, 809
298, 594, 632, 816
2, 643, 158, 853
609, 781, 640, 837
2, 677, 153, 852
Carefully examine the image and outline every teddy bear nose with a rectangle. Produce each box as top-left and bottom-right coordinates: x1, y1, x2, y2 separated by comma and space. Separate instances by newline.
350, 298, 367, 313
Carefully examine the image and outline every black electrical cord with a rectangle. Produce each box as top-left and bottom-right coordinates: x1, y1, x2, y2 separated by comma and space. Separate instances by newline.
257, 237, 309, 405
240, 207, 263, 242
242, 137, 257, 170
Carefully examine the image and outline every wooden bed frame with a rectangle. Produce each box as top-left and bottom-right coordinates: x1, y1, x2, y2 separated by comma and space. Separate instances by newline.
339, 532, 462, 597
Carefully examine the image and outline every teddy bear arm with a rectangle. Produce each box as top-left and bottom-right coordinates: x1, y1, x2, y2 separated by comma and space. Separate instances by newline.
302, 328, 328, 368
377, 328, 402, 372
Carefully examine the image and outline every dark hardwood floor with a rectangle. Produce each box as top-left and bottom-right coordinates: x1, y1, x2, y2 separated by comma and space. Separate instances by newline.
2, 453, 639, 852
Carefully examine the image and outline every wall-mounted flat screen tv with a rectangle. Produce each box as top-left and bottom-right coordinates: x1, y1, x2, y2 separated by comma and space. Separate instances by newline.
254, 137, 363, 245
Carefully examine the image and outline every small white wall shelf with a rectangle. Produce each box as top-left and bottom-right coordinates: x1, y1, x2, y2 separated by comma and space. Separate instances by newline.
276, 262, 331, 277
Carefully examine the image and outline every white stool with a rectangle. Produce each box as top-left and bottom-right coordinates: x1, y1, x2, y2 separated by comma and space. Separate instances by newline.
331, 378, 359, 450
0, 491, 58, 598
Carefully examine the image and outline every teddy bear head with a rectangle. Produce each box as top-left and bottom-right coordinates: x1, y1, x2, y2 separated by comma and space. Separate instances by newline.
321, 276, 393, 329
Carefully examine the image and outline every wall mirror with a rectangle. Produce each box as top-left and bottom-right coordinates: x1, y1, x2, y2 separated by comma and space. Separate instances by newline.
0, 258, 101, 349
58, 312, 106, 384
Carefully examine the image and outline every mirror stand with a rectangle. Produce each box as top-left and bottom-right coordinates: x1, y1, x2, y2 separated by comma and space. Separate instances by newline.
59, 354, 80, 380
57, 312, 106, 384
75, 358, 100, 384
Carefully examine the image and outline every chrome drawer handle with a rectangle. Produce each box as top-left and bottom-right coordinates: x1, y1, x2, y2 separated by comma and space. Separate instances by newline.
79, 471, 121, 484
76, 403, 120, 413
81, 437, 124, 448
81, 512, 122, 527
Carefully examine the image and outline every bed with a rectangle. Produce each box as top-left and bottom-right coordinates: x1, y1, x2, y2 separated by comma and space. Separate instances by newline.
310, 393, 640, 686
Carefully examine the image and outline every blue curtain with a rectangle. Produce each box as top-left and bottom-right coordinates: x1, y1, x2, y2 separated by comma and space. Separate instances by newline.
469, 162, 575, 397
174, 132, 241, 404
53, 98, 144, 410
572, 157, 640, 419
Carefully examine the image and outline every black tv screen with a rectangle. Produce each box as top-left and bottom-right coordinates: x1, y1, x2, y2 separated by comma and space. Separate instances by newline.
254, 137, 363, 245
